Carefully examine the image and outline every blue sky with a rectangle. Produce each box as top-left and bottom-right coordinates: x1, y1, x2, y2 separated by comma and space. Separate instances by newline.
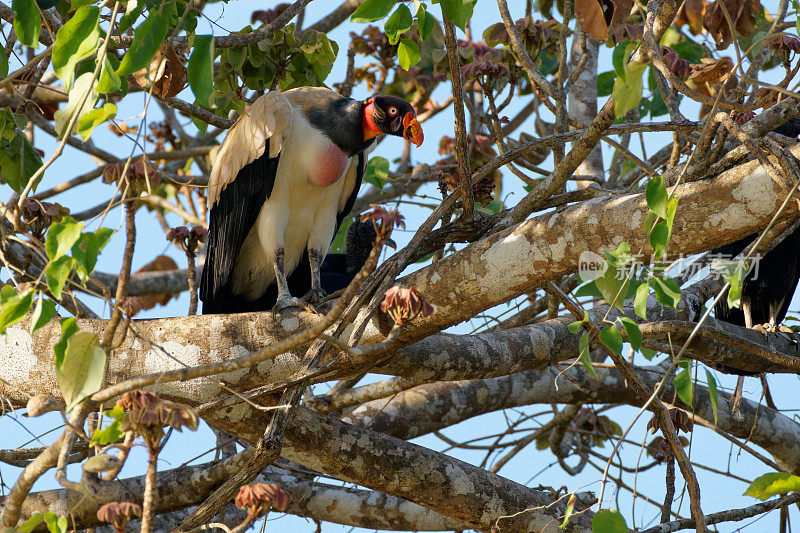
2, 1, 799, 531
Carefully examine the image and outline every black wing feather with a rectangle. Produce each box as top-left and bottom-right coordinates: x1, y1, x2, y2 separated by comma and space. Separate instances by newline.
245, 149, 372, 310
712, 227, 800, 375
200, 143, 279, 314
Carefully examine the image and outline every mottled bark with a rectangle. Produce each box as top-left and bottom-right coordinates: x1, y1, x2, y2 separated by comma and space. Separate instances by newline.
568, 36, 604, 188
343, 364, 800, 474
4, 455, 463, 531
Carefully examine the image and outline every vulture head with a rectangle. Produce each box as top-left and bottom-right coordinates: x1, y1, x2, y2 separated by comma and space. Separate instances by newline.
363, 95, 424, 147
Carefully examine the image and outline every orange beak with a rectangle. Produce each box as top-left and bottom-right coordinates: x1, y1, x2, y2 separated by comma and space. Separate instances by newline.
402, 113, 424, 147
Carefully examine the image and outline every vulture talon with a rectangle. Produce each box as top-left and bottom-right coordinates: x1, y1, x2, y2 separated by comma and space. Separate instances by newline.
272, 297, 306, 313
305, 288, 328, 304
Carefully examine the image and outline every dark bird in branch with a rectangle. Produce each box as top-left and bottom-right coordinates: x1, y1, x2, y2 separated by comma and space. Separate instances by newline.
711, 118, 800, 411
200, 88, 423, 314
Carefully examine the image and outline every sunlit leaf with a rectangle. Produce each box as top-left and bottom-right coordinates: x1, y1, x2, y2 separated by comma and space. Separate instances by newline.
52, 6, 100, 88
13, 0, 40, 47
53, 73, 100, 139
745, 472, 800, 501
116, 10, 171, 76
55, 331, 107, 411
77, 103, 116, 141
16, 513, 44, 533
44, 256, 73, 300
45, 217, 84, 261
578, 332, 596, 375
600, 324, 623, 355
674, 368, 693, 406
619, 317, 642, 351
646, 175, 669, 219
0, 132, 43, 194
385, 4, 413, 45
29, 296, 57, 334
71, 227, 113, 282
350, 0, 395, 23
189, 35, 215, 108
397, 38, 421, 70
591, 509, 628, 532
613, 61, 646, 118
364, 156, 390, 188
436, 0, 477, 30
416, 3, 435, 41
0, 286, 33, 335
634, 281, 649, 319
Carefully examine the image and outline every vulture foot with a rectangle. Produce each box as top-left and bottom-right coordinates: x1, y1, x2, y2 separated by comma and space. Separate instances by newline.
305, 287, 328, 304
272, 296, 307, 313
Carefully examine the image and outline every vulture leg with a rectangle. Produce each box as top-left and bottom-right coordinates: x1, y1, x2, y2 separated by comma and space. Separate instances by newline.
272, 249, 305, 311
306, 249, 327, 303
730, 301, 754, 413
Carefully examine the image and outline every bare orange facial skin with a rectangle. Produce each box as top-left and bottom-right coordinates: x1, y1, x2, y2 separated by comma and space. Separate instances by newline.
362, 100, 381, 142
402, 113, 424, 147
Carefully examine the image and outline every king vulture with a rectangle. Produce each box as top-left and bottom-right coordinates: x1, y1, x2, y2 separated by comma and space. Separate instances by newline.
711, 118, 800, 410
200, 87, 423, 314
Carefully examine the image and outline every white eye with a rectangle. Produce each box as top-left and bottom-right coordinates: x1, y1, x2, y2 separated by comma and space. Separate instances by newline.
388, 107, 398, 116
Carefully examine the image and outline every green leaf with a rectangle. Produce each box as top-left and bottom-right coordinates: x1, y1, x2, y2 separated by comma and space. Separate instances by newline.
646, 175, 669, 219
437, 0, 477, 30
619, 317, 642, 350
595, 265, 630, 310
568, 311, 590, 333
115, 10, 171, 76
45, 256, 73, 300
189, 34, 215, 108
673, 368, 693, 406
745, 472, 800, 501
397, 38, 420, 71
672, 40, 705, 64
651, 276, 681, 308
71, 227, 112, 282
117, 0, 144, 34
53, 317, 78, 367
97, 56, 122, 93
76, 102, 116, 141
90, 405, 125, 445
706, 369, 719, 425
598, 71, 615, 97
43, 513, 67, 533
69, 0, 97, 10
0, 47, 8, 78
54, 72, 100, 139
650, 220, 670, 259
52, 6, 100, 88
591, 509, 629, 532
575, 281, 603, 299
29, 296, 56, 334
364, 155, 390, 187
13, 0, 41, 47
612, 40, 630, 82
634, 281, 649, 319
416, 4, 435, 41
385, 4, 412, 45
640, 346, 657, 360
0, 132, 43, 194
55, 331, 107, 411
45, 217, 84, 260
560, 494, 576, 529
600, 324, 623, 355
0, 286, 33, 335
613, 61, 646, 118
711, 255, 747, 308
351, 0, 395, 22
578, 332, 596, 375
17, 513, 44, 533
